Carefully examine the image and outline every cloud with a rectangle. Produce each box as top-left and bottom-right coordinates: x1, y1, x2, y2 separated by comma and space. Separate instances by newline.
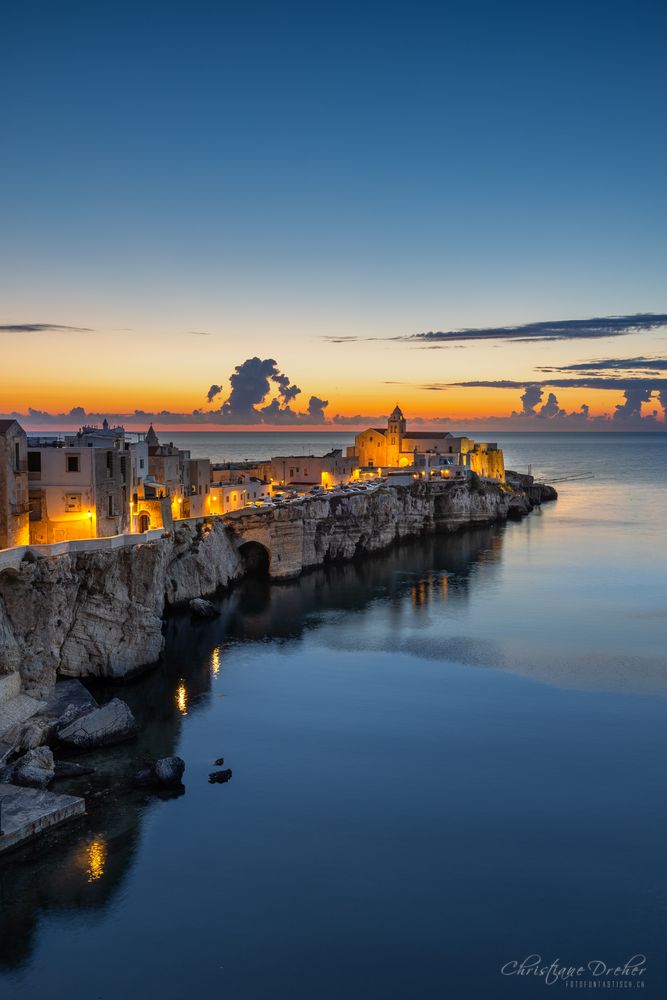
437, 376, 667, 429
540, 356, 667, 374
202, 357, 330, 424
0, 323, 93, 333
188, 330, 210, 336
407, 313, 667, 345
324, 314, 667, 346
520, 385, 544, 414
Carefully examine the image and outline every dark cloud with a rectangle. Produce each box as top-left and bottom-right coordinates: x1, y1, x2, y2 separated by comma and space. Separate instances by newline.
438, 376, 667, 428
272, 371, 302, 404
324, 314, 667, 346
540, 356, 667, 374
520, 385, 544, 414
205, 357, 329, 424
407, 313, 667, 345
206, 384, 223, 403
0, 323, 93, 333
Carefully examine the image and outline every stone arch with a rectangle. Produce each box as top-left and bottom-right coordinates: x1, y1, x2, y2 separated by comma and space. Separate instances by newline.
138, 511, 151, 533
238, 540, 271, 575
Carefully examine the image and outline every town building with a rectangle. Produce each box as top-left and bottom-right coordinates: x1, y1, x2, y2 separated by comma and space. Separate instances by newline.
210, 482, 248, 513
144, 425, 212, 523
0, 420, 30, 549
269, 449, 358, 489
348, 406, 505, 481
27, 424, 132, 543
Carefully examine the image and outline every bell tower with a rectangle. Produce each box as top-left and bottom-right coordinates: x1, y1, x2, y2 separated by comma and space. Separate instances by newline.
387, 404, 406, 465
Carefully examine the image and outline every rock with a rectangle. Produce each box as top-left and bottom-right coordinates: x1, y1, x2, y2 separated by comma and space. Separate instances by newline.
540, 484, 558, 502
53, 760, 96, 779
133, 766, 156, 788
5, 746, 55, 789
208, 768, 232, 784
134, 756, 185, 788
213, 757, 225, 766
189, 598, 219, 619
507, 494, 532, 520
0, 482, 519, 686
57, 698, 137, 749
56, 701, 94, 731
18, 715, 58, 752
154, 756, 185, 786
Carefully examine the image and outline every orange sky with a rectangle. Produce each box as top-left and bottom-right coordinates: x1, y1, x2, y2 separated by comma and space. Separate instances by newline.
1, 326, 664, 428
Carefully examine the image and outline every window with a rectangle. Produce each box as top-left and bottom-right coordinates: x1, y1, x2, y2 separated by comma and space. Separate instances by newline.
66, 454, 80, 473
64, 493, 82, 513
120, 457, 127, 482
14, 442, 20, 470
108, 495, 114, 517
28, 451, 41, 473
106, 451, 113, 477
139, 458, 145, 469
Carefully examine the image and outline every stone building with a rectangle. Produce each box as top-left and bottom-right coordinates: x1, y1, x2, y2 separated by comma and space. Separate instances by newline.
0, 419, 30, 549
269, 449, 358, 489
348, 405, 505, 481
27, 424, 131, 543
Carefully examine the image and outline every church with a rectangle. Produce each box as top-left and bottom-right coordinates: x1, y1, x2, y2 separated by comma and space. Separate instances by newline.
348, 406, 505, 481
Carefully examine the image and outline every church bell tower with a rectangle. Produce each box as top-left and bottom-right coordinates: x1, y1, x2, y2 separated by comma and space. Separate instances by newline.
387, 404, 406, 465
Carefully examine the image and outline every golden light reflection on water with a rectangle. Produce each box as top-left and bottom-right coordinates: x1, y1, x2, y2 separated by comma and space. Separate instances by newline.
176, 681, 188, 715
211, 647, 221, 676
86, 837, 107, 883
410, 575, 449, 609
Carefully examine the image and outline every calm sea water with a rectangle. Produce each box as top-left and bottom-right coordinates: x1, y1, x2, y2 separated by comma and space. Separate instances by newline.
1, 433, 666, 999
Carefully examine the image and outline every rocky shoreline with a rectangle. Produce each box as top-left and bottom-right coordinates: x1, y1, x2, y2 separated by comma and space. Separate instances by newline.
0, 476, 555, 822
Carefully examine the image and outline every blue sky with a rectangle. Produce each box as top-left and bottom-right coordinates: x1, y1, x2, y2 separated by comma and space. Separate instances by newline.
1, 1, 666, 427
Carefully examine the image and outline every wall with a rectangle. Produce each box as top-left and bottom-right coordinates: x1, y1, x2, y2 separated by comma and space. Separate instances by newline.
0, 424, 30, 549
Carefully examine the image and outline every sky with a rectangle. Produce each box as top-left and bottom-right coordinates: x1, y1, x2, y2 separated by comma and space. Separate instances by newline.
1, 0, 666, 431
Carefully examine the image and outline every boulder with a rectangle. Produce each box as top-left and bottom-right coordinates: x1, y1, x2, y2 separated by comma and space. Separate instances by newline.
134, 755, 185, 788
56, 701, 95, 731
540, 484, 558, 502
18, 715, 59, 752
5, 745, 55, 789
57, 698, 137, 749
189, 598, 219, 619
208, 768, 232, 784
507, 494, 532, 520
154, 756, 185, 786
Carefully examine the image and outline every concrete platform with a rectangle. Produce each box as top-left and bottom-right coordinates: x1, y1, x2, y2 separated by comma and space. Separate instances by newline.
0, 783, 85, 854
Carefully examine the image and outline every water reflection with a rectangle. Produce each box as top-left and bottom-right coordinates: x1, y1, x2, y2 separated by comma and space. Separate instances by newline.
211, 647, 221, 677
175, 681, 188, 716
85, 837, 106, 883
0, 525, 503, 973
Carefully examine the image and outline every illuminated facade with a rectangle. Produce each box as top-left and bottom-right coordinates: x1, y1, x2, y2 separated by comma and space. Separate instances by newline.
269, 450, 358, 488
27, 424, 132, 543
349, 405, 505, 481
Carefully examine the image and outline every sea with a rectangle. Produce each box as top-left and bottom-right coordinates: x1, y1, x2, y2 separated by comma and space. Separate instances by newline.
0, 432, 665, 999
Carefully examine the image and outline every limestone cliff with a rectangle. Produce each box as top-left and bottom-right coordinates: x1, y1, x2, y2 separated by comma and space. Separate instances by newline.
0, 521, 243, 697
0, 481, 519, 696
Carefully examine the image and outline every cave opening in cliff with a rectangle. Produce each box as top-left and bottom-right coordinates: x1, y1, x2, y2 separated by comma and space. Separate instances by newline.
239, 541, 270, 576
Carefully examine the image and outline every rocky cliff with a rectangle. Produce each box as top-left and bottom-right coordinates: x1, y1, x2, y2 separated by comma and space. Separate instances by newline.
0, 481, 527, 697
